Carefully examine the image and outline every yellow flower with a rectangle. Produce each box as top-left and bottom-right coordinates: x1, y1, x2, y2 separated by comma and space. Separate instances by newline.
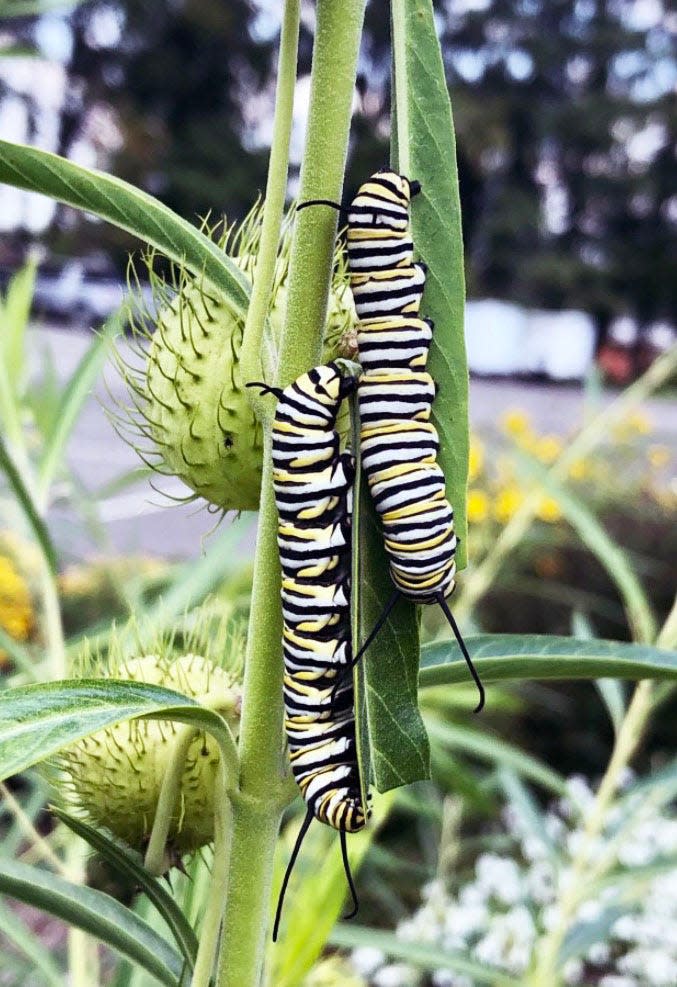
0, 555, 34, 661
500, 408, 531, 438
535, 435, 562, 465
468, 437, 484, 483
467, 488, 489, 523
494, 486, 524, 523
568, 459, 588, 481
648, 444, 671, 469
537, 496, 562, 523
612, 410, 653, 441
626, 410, 652, 434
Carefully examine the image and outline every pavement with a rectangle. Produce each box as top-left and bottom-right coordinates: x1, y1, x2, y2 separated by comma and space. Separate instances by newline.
20, 325, 677, 562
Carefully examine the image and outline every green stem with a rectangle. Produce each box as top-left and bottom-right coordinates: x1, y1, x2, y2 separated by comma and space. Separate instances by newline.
39, 554, 66, 680
216, 3, 366, 984
67, 840, 99, 987
276, 0, 368, 380
241, 0, 300, 417
191, 766, 232, 987
391, 0, 411, 176
144, 726, 197, 875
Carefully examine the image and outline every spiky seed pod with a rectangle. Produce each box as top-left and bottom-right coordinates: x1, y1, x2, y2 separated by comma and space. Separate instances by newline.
146, 282, 265, 510
62, 654, 241, 856
116, 204, 356, 512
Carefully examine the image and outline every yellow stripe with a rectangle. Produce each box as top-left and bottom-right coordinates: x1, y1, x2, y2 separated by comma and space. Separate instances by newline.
361, 421, 436, 439
385, 528, 453, 552
382, 494, 448, 522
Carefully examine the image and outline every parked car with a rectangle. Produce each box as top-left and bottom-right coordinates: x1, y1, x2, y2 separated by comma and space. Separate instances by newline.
31, 260, 125, 325
30, 260, 155, 328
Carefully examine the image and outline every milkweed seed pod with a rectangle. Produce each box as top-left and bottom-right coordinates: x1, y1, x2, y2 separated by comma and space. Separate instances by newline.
116, 204, 356, 512
61, 653, 242, 857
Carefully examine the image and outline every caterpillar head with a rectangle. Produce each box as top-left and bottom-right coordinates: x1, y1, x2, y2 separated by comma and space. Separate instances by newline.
348, 170, 417, 234
309, 363, 355, 405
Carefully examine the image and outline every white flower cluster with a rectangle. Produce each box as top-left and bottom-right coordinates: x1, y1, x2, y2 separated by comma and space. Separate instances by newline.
350, 774, 677, 987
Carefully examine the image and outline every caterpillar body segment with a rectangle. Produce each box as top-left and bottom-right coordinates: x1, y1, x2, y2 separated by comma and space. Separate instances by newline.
270, 361, 366, 833
345, 169, 483, 711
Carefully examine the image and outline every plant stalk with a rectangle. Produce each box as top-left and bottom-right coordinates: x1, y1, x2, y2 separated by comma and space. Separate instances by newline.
216, 2, 366, 984
191, 765, 232, 987
144, 726, 197, 875
241, 0, 301, 417
391, 0, 411, 176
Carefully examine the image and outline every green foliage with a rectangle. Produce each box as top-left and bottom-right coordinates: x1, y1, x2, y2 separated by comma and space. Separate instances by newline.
0, 860, 185, 985
392, 0, 469, 569
420, 634, 677, 687
0, 679, 238, 783
357, 484, 428, 794
53, 807, 199, 968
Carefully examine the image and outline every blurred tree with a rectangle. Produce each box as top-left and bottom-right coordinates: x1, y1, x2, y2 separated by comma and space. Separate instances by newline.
352, 0, 676, 338
50, 0, 281, 260
2, 0, 674, 335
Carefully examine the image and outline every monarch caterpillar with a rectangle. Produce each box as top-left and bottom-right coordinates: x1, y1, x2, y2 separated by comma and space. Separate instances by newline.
248, 362, 366, 940
300, 171, 484, 711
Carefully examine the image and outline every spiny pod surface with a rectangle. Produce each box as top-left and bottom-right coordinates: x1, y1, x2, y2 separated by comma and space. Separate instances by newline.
62, 654, 241, 857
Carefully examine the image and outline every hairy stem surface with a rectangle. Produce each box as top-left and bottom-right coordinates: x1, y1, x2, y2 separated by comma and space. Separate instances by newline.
241, 0, 300, 416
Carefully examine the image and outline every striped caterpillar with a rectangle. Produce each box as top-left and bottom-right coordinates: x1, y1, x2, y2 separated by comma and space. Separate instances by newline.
249, 362, 367, 939
300, 170, 484, 711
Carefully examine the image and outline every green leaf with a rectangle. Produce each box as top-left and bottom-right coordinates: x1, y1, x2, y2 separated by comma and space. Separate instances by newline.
0, 257, 36, 395
0, 859, 184, 986
52, 807, 198, 970
358, 488, 429, 793
595, 678, 627, 737
0, 434, 58, 575
572, 611, 627, 737
497, 768, 557, 858
419, 634, 677, 688
38, 314, 123, 502
392, 0, 469, 569
329, 925, 521, 986
560, 907, 627, 964
0, 141, 250, 315
351, 387, 428, 794
0, 679, 238, 783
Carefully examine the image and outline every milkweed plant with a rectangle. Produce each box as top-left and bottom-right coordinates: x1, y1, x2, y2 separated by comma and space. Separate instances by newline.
0, 2, 676, 987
